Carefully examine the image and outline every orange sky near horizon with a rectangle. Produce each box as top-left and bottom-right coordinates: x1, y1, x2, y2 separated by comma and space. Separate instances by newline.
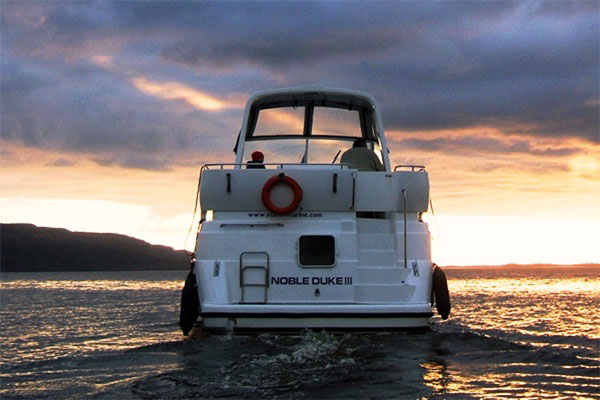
2, 128, 598, 266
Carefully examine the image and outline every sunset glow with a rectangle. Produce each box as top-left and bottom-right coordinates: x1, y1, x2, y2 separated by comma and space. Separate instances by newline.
1, 1, 598, 266
131, 77, 229, 111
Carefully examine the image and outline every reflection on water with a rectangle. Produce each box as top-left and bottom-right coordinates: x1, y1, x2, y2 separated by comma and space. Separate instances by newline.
1, 266, 599, 399
0, 271, 186, 370
446, 266, 600, 344
0, 271, 185, 291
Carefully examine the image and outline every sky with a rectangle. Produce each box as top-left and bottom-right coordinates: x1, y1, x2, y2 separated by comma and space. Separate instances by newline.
1, 1, 599, 266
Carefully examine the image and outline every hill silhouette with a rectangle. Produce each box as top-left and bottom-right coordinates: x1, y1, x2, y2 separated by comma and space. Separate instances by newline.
1, 224, 189, 272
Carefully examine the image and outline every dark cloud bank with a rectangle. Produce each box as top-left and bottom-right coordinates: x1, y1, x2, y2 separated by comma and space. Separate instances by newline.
1, 1, 598, 169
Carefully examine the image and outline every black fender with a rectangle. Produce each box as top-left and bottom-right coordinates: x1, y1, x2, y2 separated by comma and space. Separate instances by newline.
179, 270, 200, 335
432, 264, 451, 320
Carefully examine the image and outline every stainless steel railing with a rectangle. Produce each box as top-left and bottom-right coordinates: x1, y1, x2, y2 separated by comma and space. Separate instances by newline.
201, 163, 352, 171
394, 165, 426, 172
402, 188, 407, 269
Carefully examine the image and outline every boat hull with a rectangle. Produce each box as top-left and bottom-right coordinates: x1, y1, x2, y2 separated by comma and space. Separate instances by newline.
199, 304, 434, 333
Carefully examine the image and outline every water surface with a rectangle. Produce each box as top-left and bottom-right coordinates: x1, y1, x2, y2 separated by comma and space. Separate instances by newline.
1, 266, 598, 399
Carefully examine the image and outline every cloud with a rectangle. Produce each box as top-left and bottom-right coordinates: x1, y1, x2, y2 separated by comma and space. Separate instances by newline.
131, 2, 600, 143
1, 0, 598, 172
131, 77, 232, 111
396, 134, 582, 157
93, 154, 170, 171
1, 55, 243, 161
156, 2, 518, 70
1, 2, 126, 62
46, 158, 75, 167
0, 149, 14, 160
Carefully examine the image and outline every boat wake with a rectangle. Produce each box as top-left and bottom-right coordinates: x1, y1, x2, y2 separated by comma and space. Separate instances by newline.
81, 322, 599, 399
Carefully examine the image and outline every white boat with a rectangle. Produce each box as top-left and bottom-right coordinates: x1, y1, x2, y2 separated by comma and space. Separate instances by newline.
179, 87, 450, 334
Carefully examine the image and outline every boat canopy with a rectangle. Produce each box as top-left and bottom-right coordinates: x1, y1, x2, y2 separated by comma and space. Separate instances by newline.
233, 87, 391, 169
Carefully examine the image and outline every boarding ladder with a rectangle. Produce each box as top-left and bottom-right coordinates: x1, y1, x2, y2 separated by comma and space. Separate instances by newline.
239, 252, 270, 303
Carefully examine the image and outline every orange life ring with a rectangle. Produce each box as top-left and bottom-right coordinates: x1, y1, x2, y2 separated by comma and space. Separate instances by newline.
261, 173, 303, 215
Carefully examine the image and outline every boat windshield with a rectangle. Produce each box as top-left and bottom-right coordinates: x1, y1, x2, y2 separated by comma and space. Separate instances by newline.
243, 138, 384, 166
253, 106, 363, 138
241, 104, 383, 166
